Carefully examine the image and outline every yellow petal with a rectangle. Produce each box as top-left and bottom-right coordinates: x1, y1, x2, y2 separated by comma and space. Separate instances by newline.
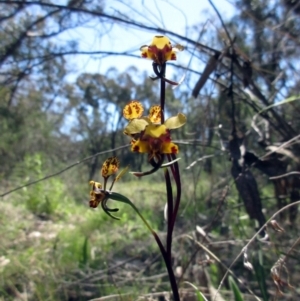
144, 124, 167, 138
123, 119, 149, 135
101, 157, 120, 178
148, 105, 161, 123
164, 113, 187, 129
151, 36, 172, 50
161, 142, 179, 154
123, 101, 144, 120
131, 140, 150, 153
140, 47, 153, 60
140, 36, 180, 63
89, 181, 102, 191
165, 50, 177, 61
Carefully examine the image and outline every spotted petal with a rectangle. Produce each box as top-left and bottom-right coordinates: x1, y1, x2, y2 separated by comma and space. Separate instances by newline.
89, 181, 105, 208
123, 101, 144, 120
89, 191, 106, 208
101, 157, 120, 178
149, 105, 161, 123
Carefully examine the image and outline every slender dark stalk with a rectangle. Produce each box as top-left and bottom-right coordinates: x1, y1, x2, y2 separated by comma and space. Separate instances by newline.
127, 202, 179, 301
152, 231, 180, 301
165, 169, 174, 260
160, 64, 166, 124
156, 61, 180, 301
169, 155, 182, 233
131, 156, 164, 177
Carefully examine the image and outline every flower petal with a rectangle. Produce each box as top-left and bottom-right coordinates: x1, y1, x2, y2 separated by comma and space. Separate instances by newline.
140, 46, 153, 60
89, 180, 102, 191
163, 49, 177, 61
140, 36, 178, 64
149, 105, 161, 123
123, 101, 144, 120
164, 113, 187, 129
161, 142, 179, 154
131, 140, 150, 153
123, 118, 149, 135
89, 181, 105, 208
89, 191, 106, 208
144, 124, 168, 138
151, 36, 172, 50
101, 157, 120, 178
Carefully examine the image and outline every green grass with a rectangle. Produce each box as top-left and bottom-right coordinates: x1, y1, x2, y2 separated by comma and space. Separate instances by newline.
1, 162, 299, 301
0, 175, 170, 300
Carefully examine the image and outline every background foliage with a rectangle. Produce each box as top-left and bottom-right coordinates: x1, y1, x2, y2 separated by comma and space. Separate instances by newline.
1, 0, 300, 300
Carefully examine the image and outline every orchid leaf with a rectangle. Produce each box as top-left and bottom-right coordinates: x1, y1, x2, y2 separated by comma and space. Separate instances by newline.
102, 208, 120, 220
101, 198, 120, 220
108, 192, 154, 233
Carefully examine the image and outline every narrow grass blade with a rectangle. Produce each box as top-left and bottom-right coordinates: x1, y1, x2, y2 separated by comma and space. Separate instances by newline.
228, 276, 244, 301
253, 251, 269, 301
258, 95, 300, 114
184, 281, 208, 301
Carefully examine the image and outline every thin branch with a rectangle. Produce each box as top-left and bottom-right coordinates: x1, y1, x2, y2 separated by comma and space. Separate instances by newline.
269, 171, 300, 180
260, 134, 300, 160
0, 0, 219, 55
0, 144, 130, 198
0, 7, 61, 66
208, 0, 233, 45
184, 234, 261, 301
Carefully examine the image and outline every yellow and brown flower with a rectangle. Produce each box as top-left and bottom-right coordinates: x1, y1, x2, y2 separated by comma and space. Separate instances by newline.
123, 101, 186, 159
89, 157, 128, 208
140, 36, 182, 65
89, 181, 105, 208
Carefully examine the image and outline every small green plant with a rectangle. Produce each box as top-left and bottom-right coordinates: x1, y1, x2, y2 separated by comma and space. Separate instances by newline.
21, 154, 66, 216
